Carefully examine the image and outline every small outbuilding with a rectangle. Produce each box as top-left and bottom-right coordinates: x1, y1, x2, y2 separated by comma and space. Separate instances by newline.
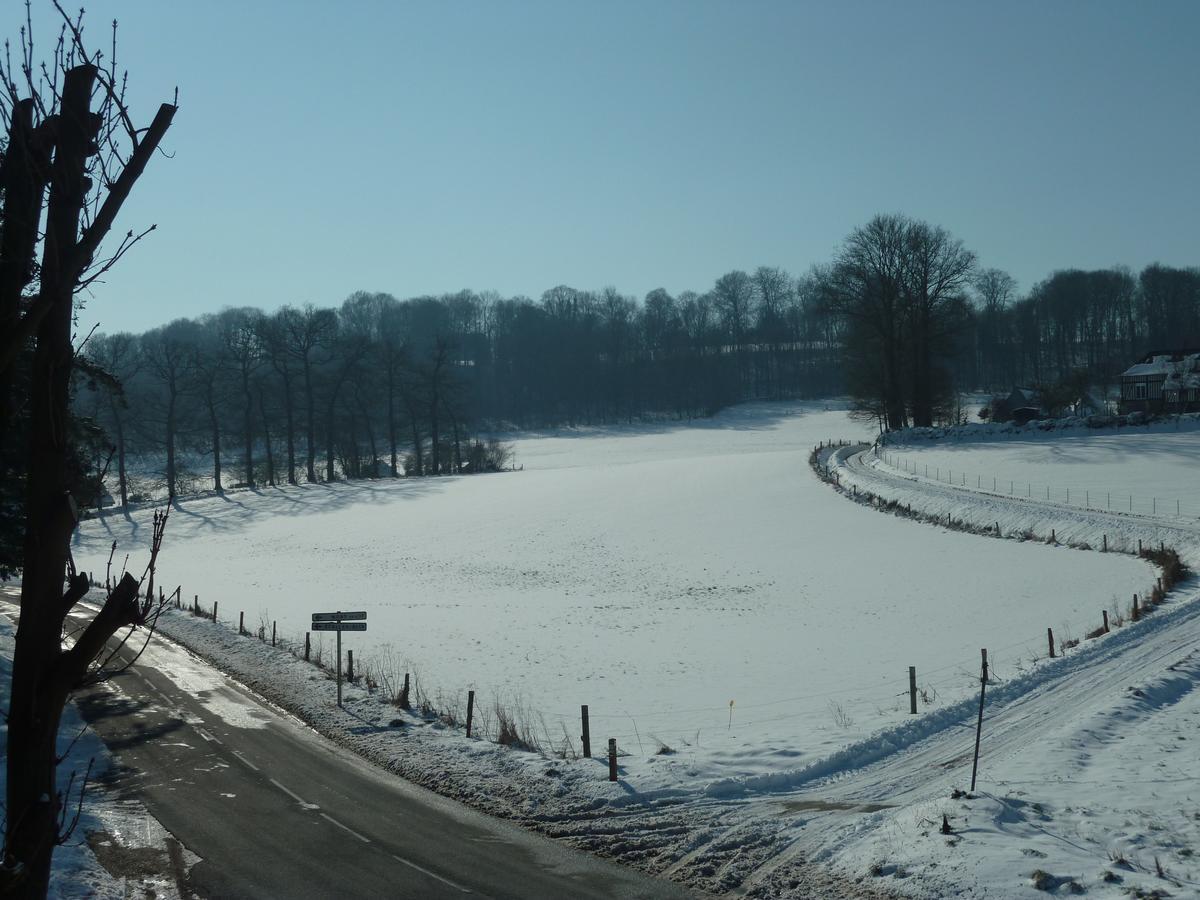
1118, 350, 1200, 414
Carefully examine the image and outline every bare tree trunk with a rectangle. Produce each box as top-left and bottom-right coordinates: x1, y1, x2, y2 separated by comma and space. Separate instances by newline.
0, 99, 49, 440
7, 66, 100, 898
429, 394, 440, 476
242, 376, 254, 487
258, 386, 275, 487
303, 359, 317, 482
409, 415, 422, 476
109, 394, 129, 507
3, 58, 175, 898
451, 413, 461, 474
387, 374, 398, 477
359, 396, 379, 478
165, 386, 178, 500
208, 391, 222, 493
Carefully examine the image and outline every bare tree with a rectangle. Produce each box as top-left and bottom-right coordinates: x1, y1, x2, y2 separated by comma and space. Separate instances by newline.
0, 5, 176, 894
218, 308, 264, 487
277, 304, 336, 482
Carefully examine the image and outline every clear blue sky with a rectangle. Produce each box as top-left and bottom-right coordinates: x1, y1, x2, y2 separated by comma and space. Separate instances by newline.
8, 0, 1199, 333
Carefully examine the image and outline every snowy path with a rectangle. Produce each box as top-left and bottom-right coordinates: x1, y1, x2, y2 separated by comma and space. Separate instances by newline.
843, 444, 1200, 563
796, 443, 1200, 896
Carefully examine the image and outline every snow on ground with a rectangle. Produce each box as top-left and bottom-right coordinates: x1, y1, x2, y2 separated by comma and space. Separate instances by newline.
73, 404, 1154, 790
881, 414, 1200, 524
58, 402, 1200, 897
821, 428, 1200, 898
0, 613, 185, 899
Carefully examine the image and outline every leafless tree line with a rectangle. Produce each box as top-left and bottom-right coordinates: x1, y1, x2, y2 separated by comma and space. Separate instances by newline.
78, 277, 849, 504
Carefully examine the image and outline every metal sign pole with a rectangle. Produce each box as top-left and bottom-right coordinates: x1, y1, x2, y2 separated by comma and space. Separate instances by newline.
336, 611, 343, 707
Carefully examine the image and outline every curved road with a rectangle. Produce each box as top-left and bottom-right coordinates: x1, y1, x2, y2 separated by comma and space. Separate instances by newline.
5, 592, 697, 899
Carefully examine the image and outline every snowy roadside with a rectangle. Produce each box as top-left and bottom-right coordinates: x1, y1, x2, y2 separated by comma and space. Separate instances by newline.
137, 601, 901, 899
0, 610, 189, 898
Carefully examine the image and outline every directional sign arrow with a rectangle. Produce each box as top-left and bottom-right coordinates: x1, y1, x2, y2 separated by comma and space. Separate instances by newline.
312, 611, 367, 622
311, 621, 367, 632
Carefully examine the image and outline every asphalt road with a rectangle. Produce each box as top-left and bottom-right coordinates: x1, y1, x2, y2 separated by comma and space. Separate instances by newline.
31, 599, 698, 899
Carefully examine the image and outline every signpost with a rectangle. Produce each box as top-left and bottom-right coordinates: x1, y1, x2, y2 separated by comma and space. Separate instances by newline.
311, 611, 367, 706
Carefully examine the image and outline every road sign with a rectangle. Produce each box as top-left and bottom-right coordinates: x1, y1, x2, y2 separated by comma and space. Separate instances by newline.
309, 612, 369, 707
312, 611, 366, 622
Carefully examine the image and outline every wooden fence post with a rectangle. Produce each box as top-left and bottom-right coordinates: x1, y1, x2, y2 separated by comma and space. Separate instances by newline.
1051, 529, 1056, 544
908, 666, 917, 714
581, 705, 591, 758
970, 649, 988, 793
272, 621, 276, 647
348, 649, 355, 683
402, 672, 410, 708
304, 632, 310, 662
608, 739, 618, 782
466, 689, 475, 737
1102, 610, 1109, 633
194, 594, 199, 615
1047, 627, 1055, 658
213, 601, 218, 623
1102, 534, 1107, 552
1132, 594, 1140, 622
239, 610, 244, 636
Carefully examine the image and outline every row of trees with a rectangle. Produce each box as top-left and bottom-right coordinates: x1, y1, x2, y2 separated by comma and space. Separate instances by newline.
79, 240, 1200, 502
78, 274, 849, 503
814, 214, 1199, 429
974, 264, 1200, 394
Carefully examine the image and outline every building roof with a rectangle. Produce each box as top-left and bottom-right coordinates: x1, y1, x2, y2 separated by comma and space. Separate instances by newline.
1121, 350, 1200, 380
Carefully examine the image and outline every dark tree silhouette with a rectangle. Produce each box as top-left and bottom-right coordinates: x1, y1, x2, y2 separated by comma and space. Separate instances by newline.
0, 6, 176, 894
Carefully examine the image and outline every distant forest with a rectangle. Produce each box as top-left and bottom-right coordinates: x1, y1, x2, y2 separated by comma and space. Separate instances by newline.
67, 215, 1198, 503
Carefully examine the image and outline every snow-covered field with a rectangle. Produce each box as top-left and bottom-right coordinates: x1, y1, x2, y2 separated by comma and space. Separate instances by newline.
74, 405, 1155, 785
881, 415, 1200, 523
66, 403, 1200, 897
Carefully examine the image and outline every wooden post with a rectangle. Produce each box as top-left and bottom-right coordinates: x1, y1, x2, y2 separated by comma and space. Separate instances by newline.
1047, 627, 1055, 658
304, 632, 310, 662
213, 601, 218, 623
1132, 594, 1140, 622
908, 666, 917, 714
1051, 528, 1056, 543
995, 521, 1000, 536
272, 621, 276, 647
466, 689, 475, 737
1138, 539, 1142, 555
402, 672, 410, 707
194, 594, 198, 615
239, 610, 244, 636
970, 649, 988, 793
581, 705, 591, 758
608, 739, 618, 782
336, 615, 343, 707
1102, 610, 1109, 633
348, 649, 355, 683
1102, 534, 1107, 552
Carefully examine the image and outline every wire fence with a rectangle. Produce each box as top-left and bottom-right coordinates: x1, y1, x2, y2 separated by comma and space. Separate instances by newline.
875, 447, 1196, 521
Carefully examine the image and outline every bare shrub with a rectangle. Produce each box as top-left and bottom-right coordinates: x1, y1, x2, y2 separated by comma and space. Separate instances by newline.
828, 700, 854, 729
